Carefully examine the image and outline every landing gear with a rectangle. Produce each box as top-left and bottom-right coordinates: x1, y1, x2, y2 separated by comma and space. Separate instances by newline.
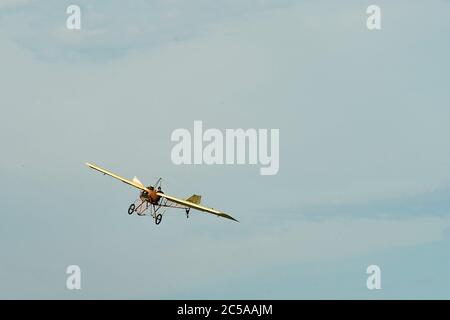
128, 203, 135, 215
186, 208, 190, 219
155, 214, 163, 225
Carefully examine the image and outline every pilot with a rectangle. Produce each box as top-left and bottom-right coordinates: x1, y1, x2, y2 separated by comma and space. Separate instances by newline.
157, 186, 164, 194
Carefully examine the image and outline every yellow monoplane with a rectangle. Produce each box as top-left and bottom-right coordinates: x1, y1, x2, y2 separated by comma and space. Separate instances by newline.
86, 163, 238, 225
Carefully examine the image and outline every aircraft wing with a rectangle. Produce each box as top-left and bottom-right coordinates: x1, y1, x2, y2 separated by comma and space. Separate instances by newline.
86, 162, 149, 192
158, 193, 238, 222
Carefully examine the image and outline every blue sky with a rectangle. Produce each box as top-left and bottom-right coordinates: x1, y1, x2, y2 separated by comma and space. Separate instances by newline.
1, 0, 450, 299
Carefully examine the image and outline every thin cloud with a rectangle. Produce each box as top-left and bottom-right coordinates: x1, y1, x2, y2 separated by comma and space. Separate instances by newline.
0, 0, 295, 62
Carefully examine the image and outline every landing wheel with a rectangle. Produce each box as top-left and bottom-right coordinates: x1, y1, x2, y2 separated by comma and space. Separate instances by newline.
128, 203, 135, 215
186, 208, 190, 219
155, 214, 163, 225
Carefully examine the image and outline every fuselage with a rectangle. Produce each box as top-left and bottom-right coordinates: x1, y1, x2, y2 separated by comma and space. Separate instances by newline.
140, 186, 161, 205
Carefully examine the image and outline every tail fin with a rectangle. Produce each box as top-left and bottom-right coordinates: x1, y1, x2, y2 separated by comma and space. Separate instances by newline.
186, 194, 202, 205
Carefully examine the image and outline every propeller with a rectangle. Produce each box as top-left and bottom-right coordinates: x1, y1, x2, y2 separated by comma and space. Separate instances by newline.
132, 176, 145, 188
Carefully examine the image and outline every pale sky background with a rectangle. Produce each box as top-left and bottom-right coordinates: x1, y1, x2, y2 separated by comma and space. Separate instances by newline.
1, 0, 450, 299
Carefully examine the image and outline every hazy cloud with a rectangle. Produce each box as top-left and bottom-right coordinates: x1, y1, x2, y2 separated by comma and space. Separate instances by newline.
0, 0, 294, 62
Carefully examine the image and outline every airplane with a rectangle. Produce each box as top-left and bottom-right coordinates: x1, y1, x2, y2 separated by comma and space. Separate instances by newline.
85, 162, 238, 225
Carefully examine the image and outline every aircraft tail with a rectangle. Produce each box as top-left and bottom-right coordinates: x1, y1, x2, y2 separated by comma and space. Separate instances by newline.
186, 194, 201, 205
